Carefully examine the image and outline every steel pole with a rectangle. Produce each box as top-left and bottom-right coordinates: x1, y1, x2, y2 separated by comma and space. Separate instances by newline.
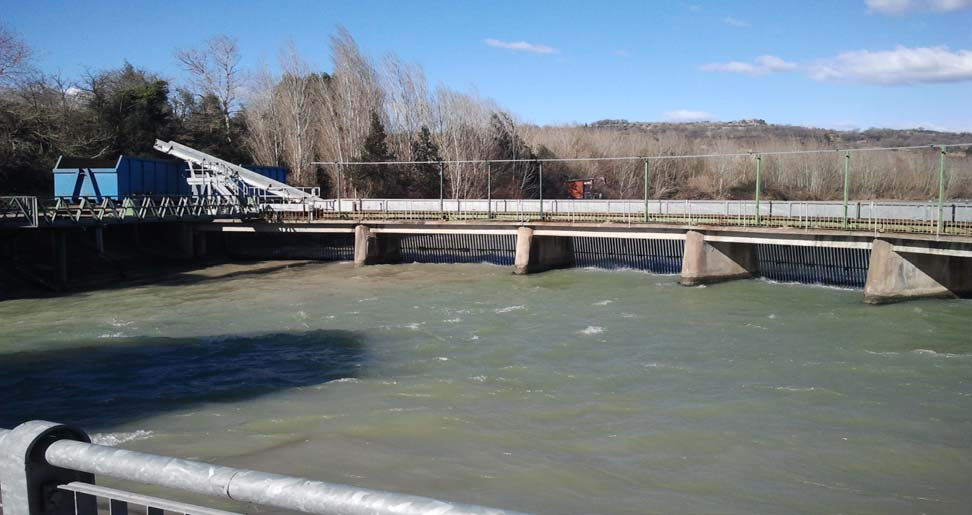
643, 158, 649, 223
842, 153, 850, 229
487, 161, 492, 219
439, 161, 445, 216
938, 145, 946, 235
754, 154, 762, 225
538, 161, 543, 219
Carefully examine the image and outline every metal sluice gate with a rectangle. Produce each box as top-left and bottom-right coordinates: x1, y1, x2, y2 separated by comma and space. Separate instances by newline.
0, 421, 530, 515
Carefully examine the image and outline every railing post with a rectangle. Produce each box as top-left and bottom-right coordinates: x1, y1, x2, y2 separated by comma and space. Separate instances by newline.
937, 145, 946, 236
0, 422, 96, 515
643, 158, 649, 223
842, 152, 850, 229
487, 161, 492, 219
439, 161, 445, 217
754, 154, 762, 226
538, 161, 544, 220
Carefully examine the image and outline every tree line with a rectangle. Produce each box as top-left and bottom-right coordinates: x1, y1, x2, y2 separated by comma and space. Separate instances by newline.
1, 23, 969, 200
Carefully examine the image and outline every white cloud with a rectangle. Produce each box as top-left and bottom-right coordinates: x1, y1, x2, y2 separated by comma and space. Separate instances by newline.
809, 45, 972, 84
484, 38, 556, 54
723, 16, 750, 27
701, 55, 798, 76
865, 0, 972, 14
664, 109, 714, 121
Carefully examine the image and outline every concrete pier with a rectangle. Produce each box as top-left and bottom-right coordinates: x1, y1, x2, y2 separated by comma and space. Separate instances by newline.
514, 226, 575, 275
864, 239, 972, 304
353, 225, 401, 266
679, 231, 758, 286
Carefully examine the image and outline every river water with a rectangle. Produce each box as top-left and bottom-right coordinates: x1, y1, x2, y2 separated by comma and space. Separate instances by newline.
1, 262, 971, 514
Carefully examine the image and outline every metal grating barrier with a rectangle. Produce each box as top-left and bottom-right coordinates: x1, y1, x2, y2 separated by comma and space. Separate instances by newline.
399, 234, 516, 265
225, 233, 354, 261
571, 237, 684, 274
755, 244, 870, 288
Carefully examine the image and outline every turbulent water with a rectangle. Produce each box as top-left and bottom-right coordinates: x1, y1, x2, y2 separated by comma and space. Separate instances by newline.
2, 262, 971, 514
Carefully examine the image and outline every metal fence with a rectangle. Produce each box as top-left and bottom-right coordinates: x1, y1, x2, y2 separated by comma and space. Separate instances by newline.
286, 198, 972, 237
0, 421, 529, 515
0, 196, 39, 228
0, 195, 260, 228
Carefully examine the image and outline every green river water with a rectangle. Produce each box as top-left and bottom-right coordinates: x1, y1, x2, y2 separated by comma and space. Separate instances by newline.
1, 262, 971, 514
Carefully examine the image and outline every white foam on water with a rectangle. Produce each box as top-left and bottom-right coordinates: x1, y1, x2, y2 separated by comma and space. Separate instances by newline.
110, 317, 134, 328
912, 349, 972, 358
774, 386, 820, 392
495, 305, 525, 313
436, 356, 449, 361
592, 300, 613, 306
757, 277, 859, 292
90, 430, 154, 447
866, 349, 972, 358
865, 350, 900, 356
444, 318, 463, 323
329, 377, 359, 384
580, 326, 604, 335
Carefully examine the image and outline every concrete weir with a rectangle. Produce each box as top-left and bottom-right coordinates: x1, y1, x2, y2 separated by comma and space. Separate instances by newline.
679, 230, 758, 286
197, 220, 972, 305
864, 239, 972, 304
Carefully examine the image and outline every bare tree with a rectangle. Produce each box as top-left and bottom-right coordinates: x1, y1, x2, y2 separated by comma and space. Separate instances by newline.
242, 66, 284, 167
276, 45, 318, 186
0, 23, 31, 86
175, 35, 242, 143
314, 26, 384, 196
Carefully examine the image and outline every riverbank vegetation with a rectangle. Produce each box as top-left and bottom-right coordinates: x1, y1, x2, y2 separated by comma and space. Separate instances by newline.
1, 24, 969, 200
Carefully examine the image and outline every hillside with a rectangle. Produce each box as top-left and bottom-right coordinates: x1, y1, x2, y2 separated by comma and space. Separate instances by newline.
584, 119, 972, 150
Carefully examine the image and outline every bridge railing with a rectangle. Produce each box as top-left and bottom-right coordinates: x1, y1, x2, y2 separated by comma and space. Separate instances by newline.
0, 195, 261, 227
265, 197, 972, 237
0, 421, 529, 515
0, 196, 39, 228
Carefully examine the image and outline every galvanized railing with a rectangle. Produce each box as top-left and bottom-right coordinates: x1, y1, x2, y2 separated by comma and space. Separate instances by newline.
269, 197, 972, 237
0, 422, 528, 515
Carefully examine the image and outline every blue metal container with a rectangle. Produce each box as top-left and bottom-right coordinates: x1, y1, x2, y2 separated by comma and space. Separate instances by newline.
53, 156, 288, 200
244, 165, 288, 184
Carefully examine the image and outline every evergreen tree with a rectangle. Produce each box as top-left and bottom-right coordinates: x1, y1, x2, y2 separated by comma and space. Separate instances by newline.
354, 111, 399, 196
408, 126, 441, 197
86, 62, 172, 156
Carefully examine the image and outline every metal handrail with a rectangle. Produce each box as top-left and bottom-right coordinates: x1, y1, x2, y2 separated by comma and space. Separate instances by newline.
0, 425, 530, 515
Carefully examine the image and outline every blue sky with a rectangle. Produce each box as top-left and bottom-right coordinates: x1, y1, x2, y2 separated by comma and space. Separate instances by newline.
4, 0, 971, 131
